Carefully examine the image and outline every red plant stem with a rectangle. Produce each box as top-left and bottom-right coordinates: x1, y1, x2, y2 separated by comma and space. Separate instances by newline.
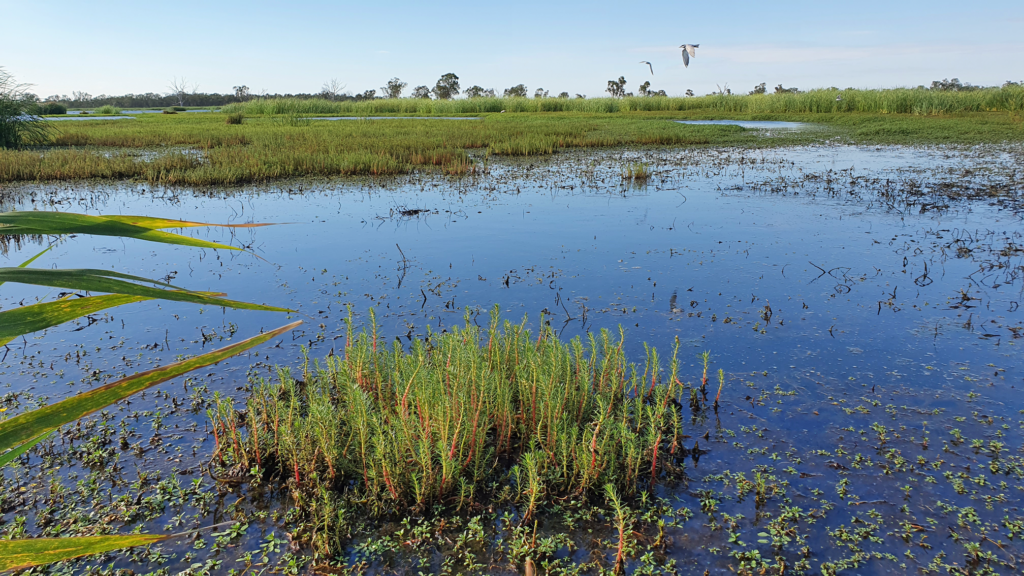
614, 524, 626, 574
211, 422, 222, 462
382, 466, 399, 500
230, 421, 241, 462
651, 434, 661, 484
589, 421, 602, 474
252, 419, 261, 468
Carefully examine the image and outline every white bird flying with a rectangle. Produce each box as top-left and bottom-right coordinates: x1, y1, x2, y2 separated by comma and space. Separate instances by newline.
640, 61, 654, 75
680, 44, 699, 68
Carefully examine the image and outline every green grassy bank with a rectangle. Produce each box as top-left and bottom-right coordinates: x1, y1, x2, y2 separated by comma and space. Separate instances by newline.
0, 99, 1021, 186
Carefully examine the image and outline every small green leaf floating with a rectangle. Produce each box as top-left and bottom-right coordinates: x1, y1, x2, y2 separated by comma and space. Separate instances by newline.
0, 211, 272, 252
0, 535, 171, 571
0, 320, 301, 468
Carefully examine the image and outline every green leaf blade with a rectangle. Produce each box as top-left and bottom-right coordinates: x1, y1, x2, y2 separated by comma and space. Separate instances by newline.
0, 321, 301, 462
0, 534, 170, 571
0, 294, 153, 346
0, 211, 273, 251
0, 429, 53, 468
0, 268, 292, 313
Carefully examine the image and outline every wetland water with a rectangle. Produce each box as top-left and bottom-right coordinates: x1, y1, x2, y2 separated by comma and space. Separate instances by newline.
43, 116, 136, 121
675, 120, 810, 130
1, 144, 1023, 574
306, 116, 482, 121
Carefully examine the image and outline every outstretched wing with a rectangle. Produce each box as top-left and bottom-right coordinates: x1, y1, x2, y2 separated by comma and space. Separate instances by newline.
646, 62, 654, 75
685, 44, 698, 58
681, 49, 689, 67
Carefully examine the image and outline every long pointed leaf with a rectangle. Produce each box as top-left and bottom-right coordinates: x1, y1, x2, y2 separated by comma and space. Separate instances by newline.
0, 534, 170, 571
0, 292, 226, 347
0, 212, 272, 251
16, 245, 52, 268
0, 321, 302, 460
0, 430, 52, 468
0, 245, 52, 288
0, 268, 291, 313
100, 215, 273, 229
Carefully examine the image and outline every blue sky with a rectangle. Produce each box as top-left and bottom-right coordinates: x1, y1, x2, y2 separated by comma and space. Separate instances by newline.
5, 0, 1023, 98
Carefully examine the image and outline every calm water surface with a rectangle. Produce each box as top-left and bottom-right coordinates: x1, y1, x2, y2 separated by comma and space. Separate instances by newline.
1, 144, 1022, 573
676, 119, 811, 129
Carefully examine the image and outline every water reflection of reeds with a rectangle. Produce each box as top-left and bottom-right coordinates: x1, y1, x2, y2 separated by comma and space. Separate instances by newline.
0, 233, 44, 257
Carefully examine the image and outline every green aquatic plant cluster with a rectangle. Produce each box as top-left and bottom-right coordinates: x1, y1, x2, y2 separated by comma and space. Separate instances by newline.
212, 307, 699, 553
92, 105, 122, 115
620, 161, 652, 182
221, 85, 1024, 116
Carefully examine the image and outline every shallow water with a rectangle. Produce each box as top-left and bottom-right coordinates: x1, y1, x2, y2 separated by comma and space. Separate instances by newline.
1, 144, 1022, 573
43, 116, 135, 121
66, 109, 213, 115
676, 119, 810, 130
306, 116, 481, 120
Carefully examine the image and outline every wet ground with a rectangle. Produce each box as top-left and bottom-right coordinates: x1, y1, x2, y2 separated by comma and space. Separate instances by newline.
1, 144, 1022, 574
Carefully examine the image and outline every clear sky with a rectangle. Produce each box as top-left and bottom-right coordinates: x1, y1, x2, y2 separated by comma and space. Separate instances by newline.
4, 0, 1023, 99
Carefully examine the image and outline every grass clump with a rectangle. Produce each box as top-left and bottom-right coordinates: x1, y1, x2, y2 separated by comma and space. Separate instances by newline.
212, 307, 689, 544
161, 107, 177, 114
93, 105, 121, 115
621, 161, 652, 182
0, 68, 51, 149
225, 112, 244, 125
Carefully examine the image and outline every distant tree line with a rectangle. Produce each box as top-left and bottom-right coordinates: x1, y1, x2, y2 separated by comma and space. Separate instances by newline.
24, 72, 1023, 110
32, 88, 382, 109
27, 72, 594, 109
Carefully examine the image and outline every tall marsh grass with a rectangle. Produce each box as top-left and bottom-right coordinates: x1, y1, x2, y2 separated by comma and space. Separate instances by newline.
213, 307, 691, 520
0, 68, 51, 149
222, 86, 1024, 117
0, 114, 725, 184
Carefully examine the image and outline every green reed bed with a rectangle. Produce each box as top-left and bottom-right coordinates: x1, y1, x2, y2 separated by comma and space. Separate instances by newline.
92, 105, 122, 115
211, 308, 695, 536
0, 114, 736, 184
223, 86, 1024, 117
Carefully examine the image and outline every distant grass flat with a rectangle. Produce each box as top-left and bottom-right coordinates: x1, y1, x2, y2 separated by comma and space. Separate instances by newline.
0, 97, 1021, 185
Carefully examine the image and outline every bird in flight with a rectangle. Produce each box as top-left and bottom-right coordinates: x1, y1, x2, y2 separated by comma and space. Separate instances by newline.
680, 44, 699, 68
640, 61, 654, 75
